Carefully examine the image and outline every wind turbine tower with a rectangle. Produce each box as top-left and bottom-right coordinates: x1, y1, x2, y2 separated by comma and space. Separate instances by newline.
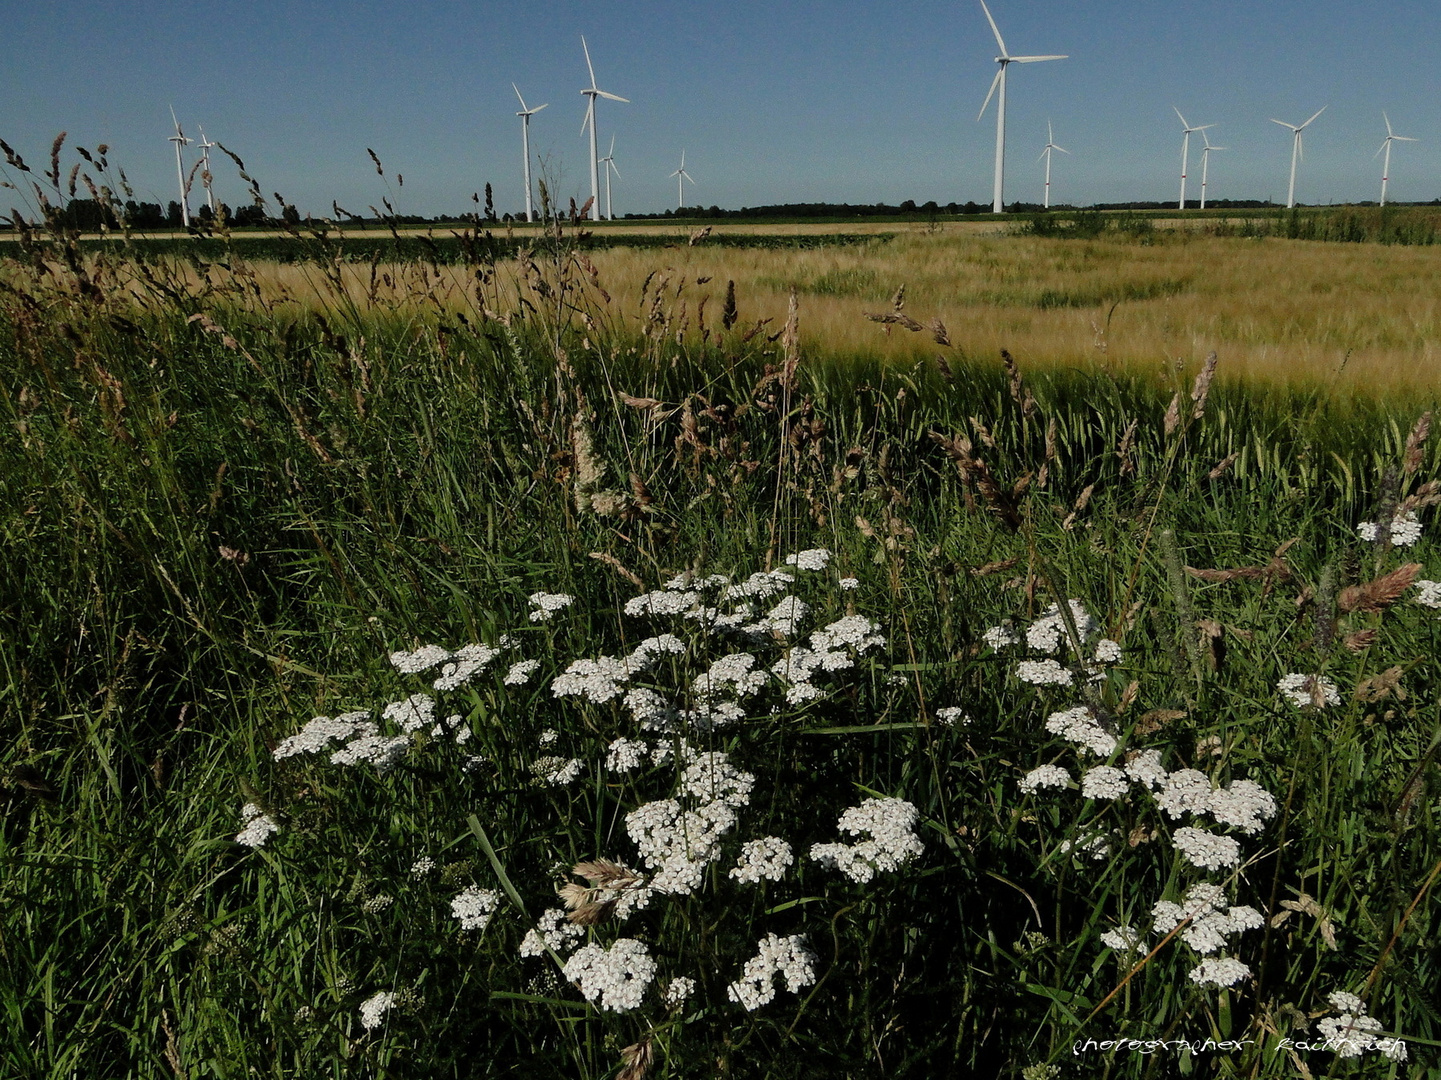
580, 37, 628, 222
1376, 112, 1417, 207
1198, 132, 1226, 210
195, 126, 217, 212
670, 151, 694, 213
167, 107, 192, 228
976, 0, 1066, 214
1270, 106, 1326, 209
1038, 121, 1068, 209
599, 135, 620, 220
1174, 108, 1215, 210
513, 84, 548, 223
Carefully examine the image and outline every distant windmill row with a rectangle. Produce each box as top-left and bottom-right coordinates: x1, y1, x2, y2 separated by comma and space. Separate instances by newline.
979, 0, 1420, 213
512, 36, 690, 223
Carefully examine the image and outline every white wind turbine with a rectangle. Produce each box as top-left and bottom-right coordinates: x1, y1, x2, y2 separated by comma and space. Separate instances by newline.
1038, 120, 1068, 209
167, 106, 192, 228
1270, 106, 1326, 209
1198, 131, 1226, 210
599, 134, 620, 220
1174, 107, 1215, 210
194, 126, 217, 213
1376, 112, 1417, 207
669, 151, 694, 213
580, 37, 628, 222
977, 0, 1066, 214
512, 84, 548, 223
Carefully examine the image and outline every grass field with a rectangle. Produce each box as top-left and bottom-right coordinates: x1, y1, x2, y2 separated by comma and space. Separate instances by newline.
3, 178, 1441, 1078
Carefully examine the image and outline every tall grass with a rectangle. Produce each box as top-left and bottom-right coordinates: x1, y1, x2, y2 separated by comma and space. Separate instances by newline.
2, 144, 1439, 1078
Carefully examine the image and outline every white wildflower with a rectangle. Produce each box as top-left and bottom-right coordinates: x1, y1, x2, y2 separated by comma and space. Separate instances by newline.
388, 644, 450, 674
726, 933, 816, 1011
1059, 833, 1112, 860
810, 614, 885, 654
809, 798, 923, 883
678, 752, 754, 808
839, 576, 860, 591
1155, 769, 1214, 819
519, 908, 585, 958
605, 737, 650, 773
1025, 600, 1100, 654
1019, 764, 1071, 794
1318, 1012, 1384, 1057
1206, 779, 1277, 835
450, 885, 501, 931
1080, 766, 1129, 801
784, 548, 832, 570
1172, 827, 1242, 870
1093, 638, 1123, 664
1100, 925, 1142, 952
235, 802, 279, 848
1044, 705, 1115, 756
625, 589, 702, 617
755, 595, 810, 636
625, 687, 678, 732
694, 652, 767, 699
1328, 990, 1366, 1015
1017, 659, 1074, 687
1123, 749, 1168, 790
530, 756, 582, 786
982, 621, 1021, 650
935, 706, 970, 727
550, 655, 631, 704
382, 693, 435, 733
730, 837, 794, 884
1357, 510, 1422, 547
410, 856, 436, 877
358, 990, 395, 1030
1277, 672, 1339, 709
625, 634, 686, 672
432, 644, 500, 691
527, 592, 575, 621
562, 939, 656, 1013
273, 710, 374, 759
1414, 579, 1441, 608
330, 732, 410, 771
723, 570, 795, 601
1188, 957, 1251, 987
662, 975, 695, 1008
503, 659, 540, 686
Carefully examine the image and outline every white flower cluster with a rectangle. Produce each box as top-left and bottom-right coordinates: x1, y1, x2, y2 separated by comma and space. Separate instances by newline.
1025, 600, 1100, 654
410, 856, 436, 877
982, 621, 1021, 649
358, 990, 395, 1030
1080, 766, 1129, 801
1123, 749, 1168, 789
771, 615, 886, 704
694, 652, 768, 699
272, 710, 374, 759
730, 837, 794, 884
809, 797, 924, 883
1152, 883, 1262, 975
784, 548, 832, 571
383, 692, 436, 733
1316, 991, 1407, 1061
432, 644, 503, 691
562, 938, 656, 1012
388, 644, 451, 673
528, 592, 575, 621
1188, 956, 1252, 988
1059, 832, 1113, 860
753, 595, 810, 637
1357, 510, 1422, 547
726, 933, 816, 1011
1154, 771, 1278, 834
519, 907, 586, 958
530, 756, 582, 786
450, 885, 501, 931
1016, 659, 1073, 687
935, 706, 970, 727
723, 570, 795, 601
605, 737, 650, 773
1099, 925, 1142, 952
1092, 638, 1123, 664
625, 588, 702, 617
1019, 764, 1071, 794
1172, 826, 1242, 870
503, 659, 540, 685
1414, 578, 1441, 609
662, 975, 695, 1007
1044, 705, 1116, 756
838, 576, 860, 591
235, 802, 280, 848
1277, 672, 1340, 709
550, 635, 685, 705
330, 729, 410, 770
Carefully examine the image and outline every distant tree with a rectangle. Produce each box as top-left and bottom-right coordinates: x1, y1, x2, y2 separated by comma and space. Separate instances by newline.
232, 204, 268, 227
166, 201, 183, 227
899, 199, 917, 212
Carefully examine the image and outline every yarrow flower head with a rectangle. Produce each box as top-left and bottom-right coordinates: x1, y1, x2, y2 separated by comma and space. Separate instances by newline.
1080, 766, 1129, 801
1188, 956, 1251, 988
503, 659, 540, 686
528, 592, 575, 622
1413, 579, 1441, 609
1024, 600, 1100, 654
450, 885, 501, 931
809, 798, 923, 883
519, 907, 585, 958
726, 933, 816, 1011
838, 576, 860, 591
235, 802, 279, 848
729, 837, 794, 884
1019, 764, 1071, 794
1044, 705, 1115, 756
562, 938, 656, 1012
784, 548, 831, 571
358, 990, 395, 1030
273, 711, 374, 759
1357, 510, 1422, 547
935, 706, 970, 727
1017, 659, 1074, 687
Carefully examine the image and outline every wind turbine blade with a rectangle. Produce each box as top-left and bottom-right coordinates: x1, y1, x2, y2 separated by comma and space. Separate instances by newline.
1270, 119, 1294, 129
680, 150, 685, 168
1396, 135, 1419, 142
1297, 133, 1304, 162
531, 103, 549, 113
581, 100, 593, 137
1174, 106, 1189, 129
1301, 105, 1326, 129
609, 160, 621, 179
513, 83, 528, 111
1375, 141, 1388, 159
582, 36, 597, 89
608, 134, 615, 156
978, 0, 1008, 56
978, 66, 1003, 120
1384, 111, 1393, 137
1038, 146, 1049, 162
1194, 123, 1216, 132
1048, 119, 1054, 143
1055, 145, 1069, 154
669, 168, 681, 178
1012, 54, 1067, 62
596, 91, 629, 102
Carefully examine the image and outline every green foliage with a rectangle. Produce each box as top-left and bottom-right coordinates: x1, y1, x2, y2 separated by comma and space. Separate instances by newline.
2, 209, 1439, 1079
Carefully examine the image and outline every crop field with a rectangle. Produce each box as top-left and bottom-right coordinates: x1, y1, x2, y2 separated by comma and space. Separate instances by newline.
3, 186, 1441, 1079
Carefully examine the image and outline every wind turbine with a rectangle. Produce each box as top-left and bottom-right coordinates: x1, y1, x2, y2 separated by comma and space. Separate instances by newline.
1198, 131, 1226, 210
1038, 120, 1068, 209
513, 83, 548, 223
194, 126, 216, 212
1376, 112, 1417, 207
167, 106, 192, 228
669, 151, 694, 213
977, 0, 1066, 214
580, 37, 628, 223
599, 134, 621, 220
1174, 108, 1215, 210
1270, 106, 1326, 209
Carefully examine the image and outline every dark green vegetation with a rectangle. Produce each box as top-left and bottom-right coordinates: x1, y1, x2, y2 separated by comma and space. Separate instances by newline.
2, 213, 1440, 1080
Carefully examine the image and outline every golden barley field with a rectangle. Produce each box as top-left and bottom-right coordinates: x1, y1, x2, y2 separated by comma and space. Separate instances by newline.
72, 221, 1441, 395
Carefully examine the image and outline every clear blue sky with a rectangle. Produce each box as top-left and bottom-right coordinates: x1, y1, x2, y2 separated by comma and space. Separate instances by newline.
3, 0, 1439, 218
